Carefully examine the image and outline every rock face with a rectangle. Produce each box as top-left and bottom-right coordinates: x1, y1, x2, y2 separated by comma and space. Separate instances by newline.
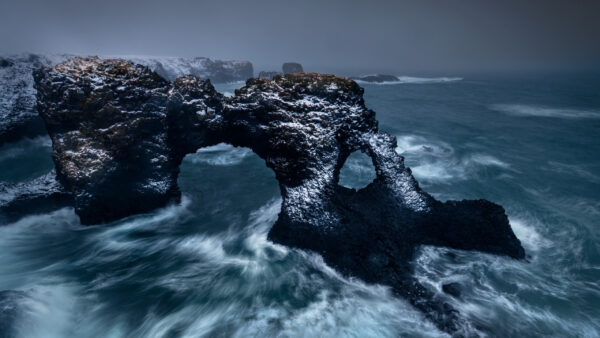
282, 62, 303, 74
32, 57, 525, 336
125, 56, 253, 83
350, 74, 399, 83
0, 54, 73, 146
34, 58, 179, 224
0, 54, 253, 147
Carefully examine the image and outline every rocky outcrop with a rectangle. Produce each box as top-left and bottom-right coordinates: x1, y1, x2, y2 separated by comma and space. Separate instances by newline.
31, 57, 524, 336
0, 54, 253, 147
350, 74, 399, 83
257, 71, 281, 79
125, 56, 253, 83
282, 62, 303, 74
33, 58, 179, 224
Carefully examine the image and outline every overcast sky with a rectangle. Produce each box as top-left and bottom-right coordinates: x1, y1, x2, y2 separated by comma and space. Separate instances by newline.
1, 0, 599, 74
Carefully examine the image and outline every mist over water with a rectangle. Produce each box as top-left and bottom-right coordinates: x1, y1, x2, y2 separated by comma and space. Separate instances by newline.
1, 75, 600, 337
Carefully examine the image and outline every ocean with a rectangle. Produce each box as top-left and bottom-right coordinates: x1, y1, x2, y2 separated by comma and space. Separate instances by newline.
1, 73, 599, 337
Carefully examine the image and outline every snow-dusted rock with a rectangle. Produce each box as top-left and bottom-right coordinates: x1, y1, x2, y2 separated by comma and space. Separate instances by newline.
34, 57, 179, 224
0, 54, 73, 146
32, 57, 524, 336
124, 56, 253, 83
0, 54, 253, 147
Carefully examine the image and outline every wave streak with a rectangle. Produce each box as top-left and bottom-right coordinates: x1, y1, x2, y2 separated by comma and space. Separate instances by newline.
491, 104, 600, 119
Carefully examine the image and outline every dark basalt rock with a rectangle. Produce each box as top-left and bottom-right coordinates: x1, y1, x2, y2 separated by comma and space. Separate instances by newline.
282, 62, 304, 74
442, 282, 462, 298
0, 54, 253, 147
34, 57, 179, 224
257, 71, 281, 79
0, 57, 14, 68
350, 74, 400, 83
32, 57, 525, 336
127, 56, 254, 83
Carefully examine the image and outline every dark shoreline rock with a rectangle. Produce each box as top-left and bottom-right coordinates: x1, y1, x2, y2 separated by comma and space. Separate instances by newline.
127, 56, 253, 83
29, 57, 525, 336
0, 54, 254, 147
442, 282, 462, 298
350, 74, 399, 83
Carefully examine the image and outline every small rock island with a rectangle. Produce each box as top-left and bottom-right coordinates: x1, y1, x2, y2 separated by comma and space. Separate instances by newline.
3, 57, 524, 336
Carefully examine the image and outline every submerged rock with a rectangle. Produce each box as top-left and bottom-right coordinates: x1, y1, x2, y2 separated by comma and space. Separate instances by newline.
282, 62, 303, 74
350, 74, 399, 83
442, 282, 462, 298
31, 57, 525, 336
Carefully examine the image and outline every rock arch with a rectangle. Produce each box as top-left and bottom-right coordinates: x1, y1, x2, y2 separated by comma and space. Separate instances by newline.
30, 57, 525, 336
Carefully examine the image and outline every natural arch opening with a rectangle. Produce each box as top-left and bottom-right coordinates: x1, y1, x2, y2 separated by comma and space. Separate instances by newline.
338, 151, 377, 190
177, 143, 281, 234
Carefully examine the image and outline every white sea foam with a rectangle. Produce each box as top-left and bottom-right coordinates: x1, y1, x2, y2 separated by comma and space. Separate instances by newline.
413, 244, 600, 337
509, 217, 550, 252
354, 76, 462, 85
187, 143, 252, 166
491, 104, 600, 119
395, 134, 509, 182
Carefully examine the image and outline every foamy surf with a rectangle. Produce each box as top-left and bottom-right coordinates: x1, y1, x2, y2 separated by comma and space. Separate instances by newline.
490, 104, 600, 119
394, 134, 510, 183
187, 143, 252, 166
354, 76, 462, 85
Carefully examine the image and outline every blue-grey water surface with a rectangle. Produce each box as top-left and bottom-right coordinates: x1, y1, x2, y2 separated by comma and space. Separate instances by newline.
1, 74, 599, 337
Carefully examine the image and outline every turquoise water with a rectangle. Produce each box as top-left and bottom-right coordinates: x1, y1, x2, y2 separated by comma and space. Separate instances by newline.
1, 75, 599, 337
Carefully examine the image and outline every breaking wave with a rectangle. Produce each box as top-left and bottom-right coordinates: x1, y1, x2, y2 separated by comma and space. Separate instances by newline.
490, 104, 600, 119
0, 198, 448, 338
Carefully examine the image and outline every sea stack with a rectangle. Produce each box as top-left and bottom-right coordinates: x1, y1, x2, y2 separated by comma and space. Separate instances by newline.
282, 62, 304, 74
29, 57, 525, 336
